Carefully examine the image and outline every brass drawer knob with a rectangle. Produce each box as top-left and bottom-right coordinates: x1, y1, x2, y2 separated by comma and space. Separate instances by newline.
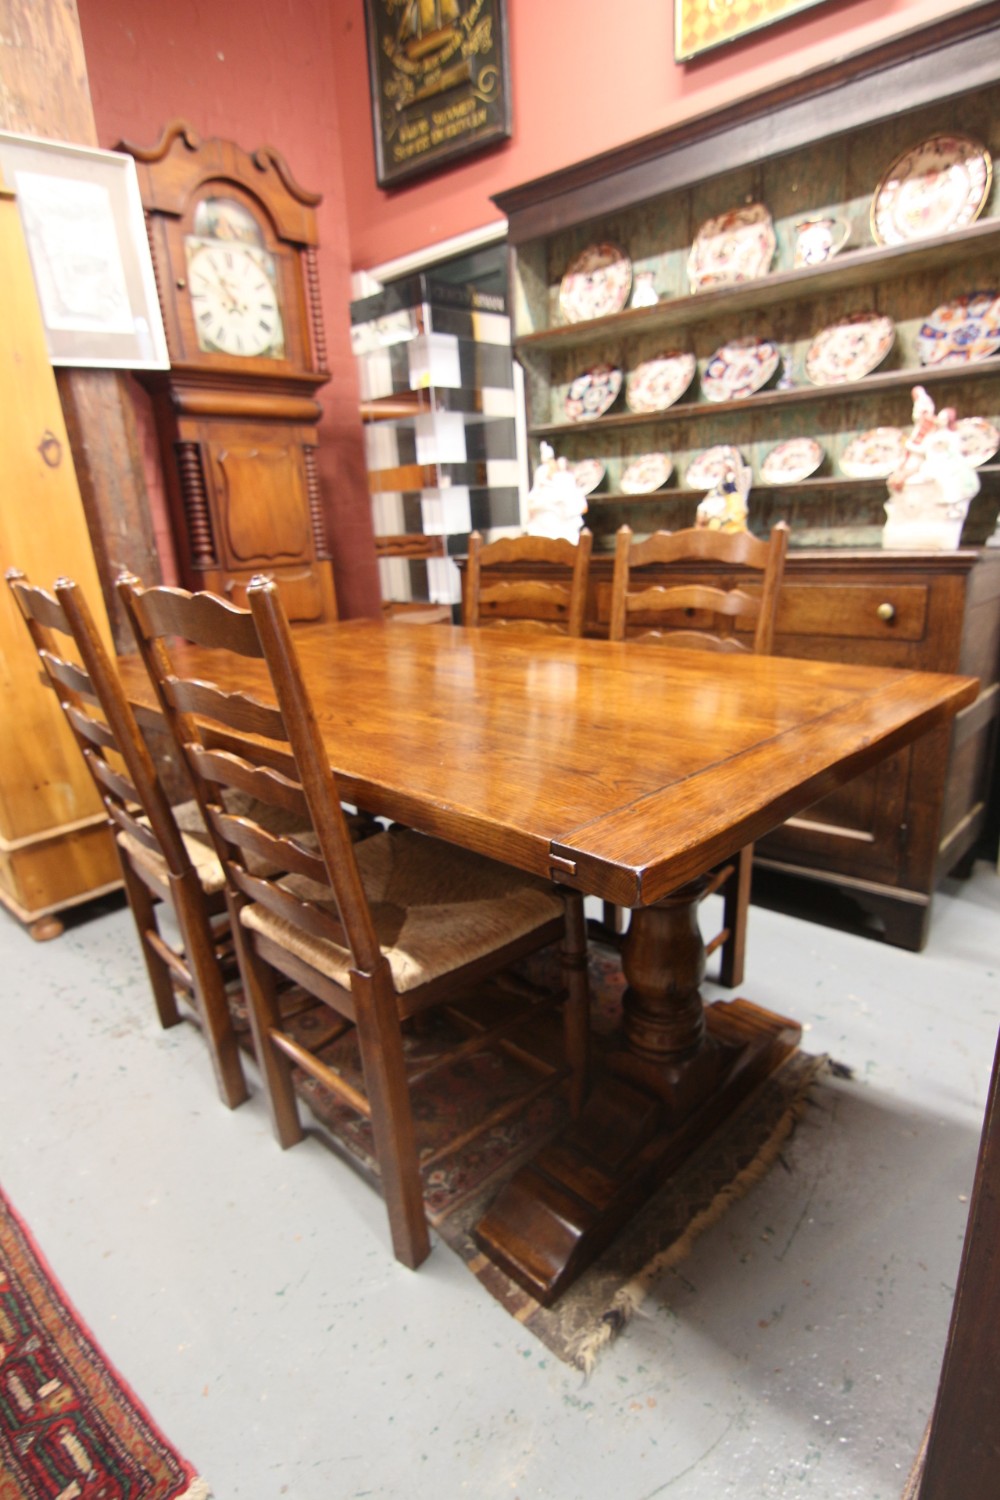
877, 602, 896, 623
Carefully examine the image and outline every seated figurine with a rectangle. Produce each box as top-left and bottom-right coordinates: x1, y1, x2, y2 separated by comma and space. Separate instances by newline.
525, 442, 588, 543
696, 457, 751, 532
884, 386, 979, 550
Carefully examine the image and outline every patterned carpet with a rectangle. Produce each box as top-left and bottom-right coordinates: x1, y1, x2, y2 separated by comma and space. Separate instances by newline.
0, 1185, 209, 1499
234, 942, 829, 1370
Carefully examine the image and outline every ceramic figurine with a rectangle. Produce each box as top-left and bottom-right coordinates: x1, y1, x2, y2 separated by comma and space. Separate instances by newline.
526, 442, 588, 542
695, 455, 752, 532
883, 385, 980, 549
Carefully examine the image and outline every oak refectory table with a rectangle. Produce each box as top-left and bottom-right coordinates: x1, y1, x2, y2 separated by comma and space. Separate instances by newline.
117, 618, 977, 1304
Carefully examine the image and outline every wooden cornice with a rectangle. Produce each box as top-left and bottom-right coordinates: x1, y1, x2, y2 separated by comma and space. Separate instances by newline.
494, 0, 1000, 240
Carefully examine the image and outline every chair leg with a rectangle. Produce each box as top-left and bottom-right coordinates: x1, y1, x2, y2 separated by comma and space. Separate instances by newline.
234, 918, 304, 1149
352, 963, 431, 1271
718, 843, 754, 990
172, 870, 248, 1110
560, 891, 591, 1117
118, 854, 182, 1029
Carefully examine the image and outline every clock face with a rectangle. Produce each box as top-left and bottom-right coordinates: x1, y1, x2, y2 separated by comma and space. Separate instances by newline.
185, 237, 286, 359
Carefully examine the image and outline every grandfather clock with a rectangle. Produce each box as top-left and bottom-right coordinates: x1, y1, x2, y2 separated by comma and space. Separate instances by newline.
121, 121, 337, 621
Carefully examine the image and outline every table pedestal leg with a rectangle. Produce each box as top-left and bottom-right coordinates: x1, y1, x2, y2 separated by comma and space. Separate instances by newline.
473, 879, 801, 1306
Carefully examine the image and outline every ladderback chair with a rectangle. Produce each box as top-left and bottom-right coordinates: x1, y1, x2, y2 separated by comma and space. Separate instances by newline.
463, 528, 593, 637
118, 573, 590, 1272
606, 522, 790, 987
5, 569, 247, 1108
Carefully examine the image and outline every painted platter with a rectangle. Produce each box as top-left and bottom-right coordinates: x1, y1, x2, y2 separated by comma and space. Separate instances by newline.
916, 290, 1000, 367
760, 437, 825, 485
955, 416, 1000, 467
871, 134, 992, 247
625, 351, 697, 413
564, 364, 623, 422
702, 336, 781, 402
805, 311, 895, 386
688, 203, 776, 292
685, 444, 747, 491
620, 453, 674, 495
558, 243, 632, 324
840, 427, 908, 479
571, 459, 606, 494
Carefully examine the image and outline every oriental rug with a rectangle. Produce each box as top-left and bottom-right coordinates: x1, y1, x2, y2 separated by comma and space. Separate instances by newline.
232, 943, 829, 1371
0, 1185, 210, 1499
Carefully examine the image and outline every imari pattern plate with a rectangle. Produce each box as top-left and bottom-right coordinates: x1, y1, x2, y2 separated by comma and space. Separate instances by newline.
564, 364, 623, 421
559, 243, 632, 324
805, 312, 894, 386
702, 336, 781, 401
688, 204, 776, 291
871, 134, 991, 246
625, 351, 697, 413
620, 453, 674, 494
840, 427, 908, 478
761, 437, 825, 485
685, 444, 746, 490
917, 291, 1000, 367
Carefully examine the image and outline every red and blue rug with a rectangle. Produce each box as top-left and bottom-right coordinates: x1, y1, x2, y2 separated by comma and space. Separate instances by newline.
0, 1185, 209, 1499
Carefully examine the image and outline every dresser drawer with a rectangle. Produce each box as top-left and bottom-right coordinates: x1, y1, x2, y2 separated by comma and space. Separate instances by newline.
774, 583, 929, 642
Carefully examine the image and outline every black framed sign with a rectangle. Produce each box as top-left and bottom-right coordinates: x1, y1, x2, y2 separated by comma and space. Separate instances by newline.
364, 0, 512, 189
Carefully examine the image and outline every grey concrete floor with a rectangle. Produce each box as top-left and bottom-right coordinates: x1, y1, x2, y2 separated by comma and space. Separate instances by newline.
1, 864, 997, 1500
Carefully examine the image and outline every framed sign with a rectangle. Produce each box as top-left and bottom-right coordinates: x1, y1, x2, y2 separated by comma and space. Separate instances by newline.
676, 0, 828, 62
364, 0, 512, 189
0, 131, 168, 369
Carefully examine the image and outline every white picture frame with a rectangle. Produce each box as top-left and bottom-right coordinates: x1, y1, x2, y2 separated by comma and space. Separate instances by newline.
0, 131, 169, 369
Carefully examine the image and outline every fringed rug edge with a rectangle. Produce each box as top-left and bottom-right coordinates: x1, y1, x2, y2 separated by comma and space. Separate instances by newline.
567, 1063, 822, 1374
0, 1182, 213, 1500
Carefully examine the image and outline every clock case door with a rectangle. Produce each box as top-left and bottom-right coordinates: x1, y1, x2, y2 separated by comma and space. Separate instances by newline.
122, 122, 338, 623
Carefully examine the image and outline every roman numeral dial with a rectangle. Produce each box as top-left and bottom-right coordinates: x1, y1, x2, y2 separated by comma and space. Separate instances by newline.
186, 240, 285, 359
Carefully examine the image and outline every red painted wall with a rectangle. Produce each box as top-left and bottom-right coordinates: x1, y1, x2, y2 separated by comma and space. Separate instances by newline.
77, 0, 381, 616
332, 0, 978, 270
78, 0, 978, 612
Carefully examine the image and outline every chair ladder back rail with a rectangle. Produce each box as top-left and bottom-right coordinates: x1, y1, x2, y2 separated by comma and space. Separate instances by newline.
246, 578, 384, 977
118, 572, 384, 981
609, 522, 789, 649
625, 581, 760, 644
7, 571, 191, 874
8, 569, 248, 1108
463, 528, 592, 638
118, 574, 264, 841
54, 578, 194, 874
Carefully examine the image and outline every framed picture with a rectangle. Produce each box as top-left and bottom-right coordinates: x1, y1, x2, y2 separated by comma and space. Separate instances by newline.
676, 0, 828, 62
364, 0, 512, 189
0, 131, 169, 369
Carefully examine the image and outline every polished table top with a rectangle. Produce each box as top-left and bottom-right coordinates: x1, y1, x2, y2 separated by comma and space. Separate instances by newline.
117, 616, 979, 909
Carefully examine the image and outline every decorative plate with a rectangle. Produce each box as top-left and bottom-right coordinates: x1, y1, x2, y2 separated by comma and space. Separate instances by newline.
625, 351, 697, 413
840, 427, 908, 479
916, 290, 1000, 367
564, 363, 623, 421
685, 444, 746, 491
760, 437, 825, 485
620, 453, 674, 495
805, 311, 895, 386
571, 459, 606, 494
558, 243, 632, 324
688, 203, 776, 291
871, 134, 992, 246
954, 416, 1000, 467
702, 337, 781, 402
